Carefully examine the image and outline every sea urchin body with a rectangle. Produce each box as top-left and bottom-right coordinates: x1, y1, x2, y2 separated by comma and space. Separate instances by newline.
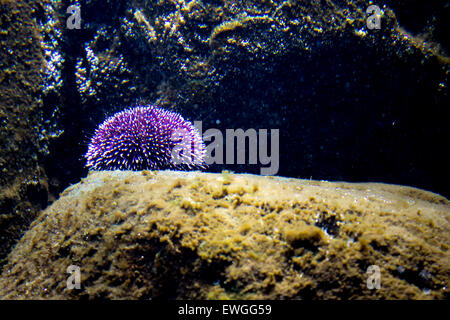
85, 105, 206, 171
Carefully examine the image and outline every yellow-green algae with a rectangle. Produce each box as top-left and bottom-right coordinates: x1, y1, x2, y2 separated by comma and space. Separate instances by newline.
0, 171, 448, 299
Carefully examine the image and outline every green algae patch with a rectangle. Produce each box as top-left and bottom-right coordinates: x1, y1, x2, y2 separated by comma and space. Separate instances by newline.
0, 171, 448, 300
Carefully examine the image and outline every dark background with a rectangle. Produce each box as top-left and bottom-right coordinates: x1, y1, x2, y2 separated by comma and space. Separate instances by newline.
42, 0, 449, 199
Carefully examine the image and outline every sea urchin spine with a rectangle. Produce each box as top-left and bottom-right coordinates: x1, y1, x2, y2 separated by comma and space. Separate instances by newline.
85, 105, 206, 171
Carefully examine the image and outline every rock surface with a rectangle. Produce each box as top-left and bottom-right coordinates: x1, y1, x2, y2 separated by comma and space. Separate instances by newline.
0, 0, 51, 270
0, 171, 448, 299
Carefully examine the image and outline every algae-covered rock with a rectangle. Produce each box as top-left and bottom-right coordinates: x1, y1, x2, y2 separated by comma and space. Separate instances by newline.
0, 0, 52, 271
0, 171, 448, 299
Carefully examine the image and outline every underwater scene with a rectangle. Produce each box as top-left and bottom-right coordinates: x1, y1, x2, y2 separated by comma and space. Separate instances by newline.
0, 0, 449, 301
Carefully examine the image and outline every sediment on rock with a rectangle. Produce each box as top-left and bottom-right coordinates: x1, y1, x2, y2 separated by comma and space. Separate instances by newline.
0, 171, 448, 299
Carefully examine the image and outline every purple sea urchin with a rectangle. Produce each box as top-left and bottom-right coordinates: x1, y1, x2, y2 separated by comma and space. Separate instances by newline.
85, 105, 206, 171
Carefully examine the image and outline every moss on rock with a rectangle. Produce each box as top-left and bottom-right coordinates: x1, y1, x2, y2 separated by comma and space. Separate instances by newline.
0, 171, 448, 299
0, 0, 50, 271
